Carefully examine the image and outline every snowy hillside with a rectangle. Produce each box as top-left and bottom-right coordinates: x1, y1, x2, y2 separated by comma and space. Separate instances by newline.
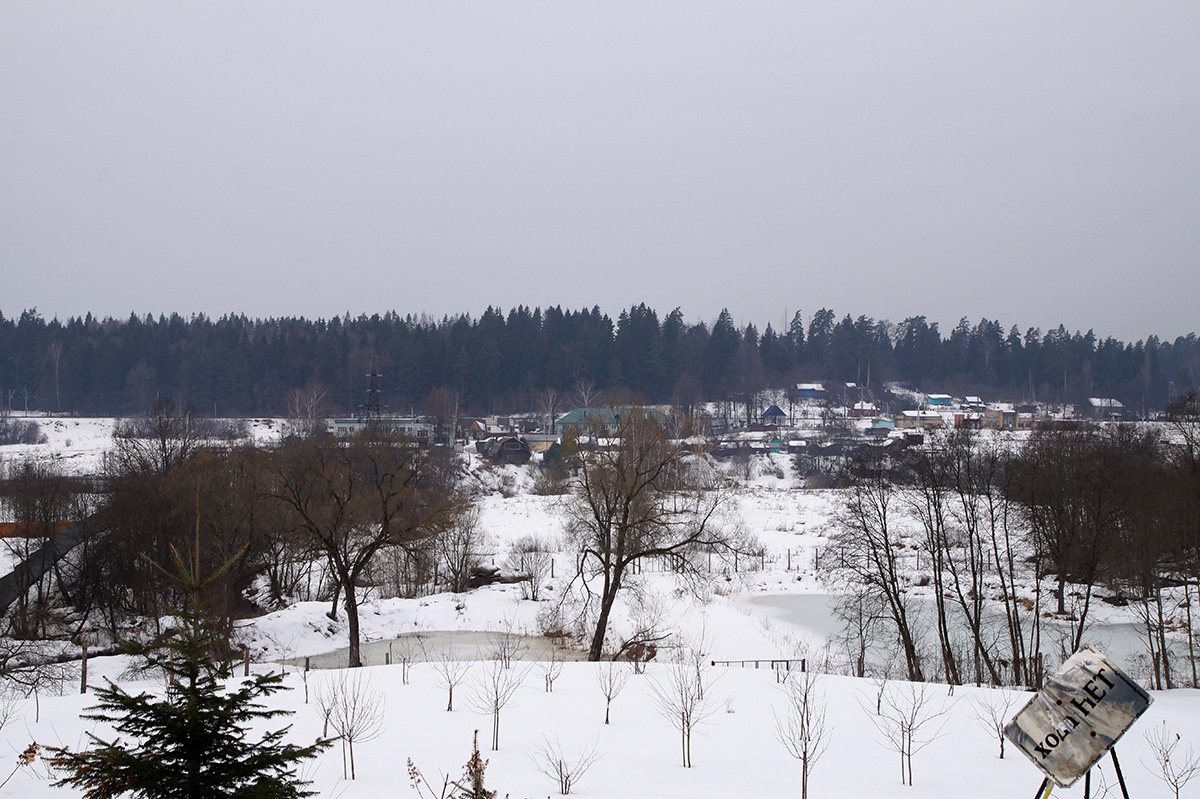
0, 420, 1196, 798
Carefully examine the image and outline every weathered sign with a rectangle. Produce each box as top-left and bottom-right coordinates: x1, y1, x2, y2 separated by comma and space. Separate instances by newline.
1004, 646, 1152, 787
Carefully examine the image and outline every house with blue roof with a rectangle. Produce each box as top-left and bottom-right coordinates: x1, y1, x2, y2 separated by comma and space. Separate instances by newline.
762, 405, 788, 427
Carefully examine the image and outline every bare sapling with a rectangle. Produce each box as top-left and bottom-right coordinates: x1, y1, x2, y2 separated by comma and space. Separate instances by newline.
312, 681, 334, 737
328, 671, 385, 780
540, 647, 564, 692
394, 633, 425, 685
774, 670, 831, 799
432, 647, 472, 711
487, 616, 529, 669
595, 660, 629, 724
650, 657, 715, 767
1144, 722, 1200, 799
530, 736, 600, 795
968, 687, 1021, 759
859, 681, 953, 786
508, 534, 554, 601
469, 659, 528, 750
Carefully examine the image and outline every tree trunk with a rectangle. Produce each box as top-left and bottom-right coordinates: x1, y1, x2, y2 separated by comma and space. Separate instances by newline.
344, 581, 362, 668
588, 575, 621, 661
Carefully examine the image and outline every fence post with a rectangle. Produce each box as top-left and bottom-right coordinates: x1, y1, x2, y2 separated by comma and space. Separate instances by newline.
243, 646, 250, 677
81, 642, 88, 694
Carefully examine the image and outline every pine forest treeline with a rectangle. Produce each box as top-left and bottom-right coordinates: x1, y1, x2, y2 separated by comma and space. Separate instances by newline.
1, 305, 1197, 417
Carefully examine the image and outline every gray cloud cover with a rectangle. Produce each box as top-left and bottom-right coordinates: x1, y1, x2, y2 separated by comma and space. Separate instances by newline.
2, 2, 1197, 341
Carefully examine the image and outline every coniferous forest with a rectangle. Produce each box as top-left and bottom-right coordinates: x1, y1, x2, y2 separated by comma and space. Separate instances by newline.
0, 305, 1196, 417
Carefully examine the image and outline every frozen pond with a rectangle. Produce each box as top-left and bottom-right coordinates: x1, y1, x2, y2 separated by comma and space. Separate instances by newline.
749, 593, 1155, 679
280, 630, 586, 670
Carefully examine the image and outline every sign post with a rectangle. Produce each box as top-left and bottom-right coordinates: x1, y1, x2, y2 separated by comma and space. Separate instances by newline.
1005, 646, 1152, 790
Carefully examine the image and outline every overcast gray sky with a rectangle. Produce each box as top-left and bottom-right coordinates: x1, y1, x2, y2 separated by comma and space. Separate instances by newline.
2, 2, 1197, 342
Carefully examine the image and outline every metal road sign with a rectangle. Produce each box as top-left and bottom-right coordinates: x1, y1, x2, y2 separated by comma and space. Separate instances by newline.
1004, 646, 1152, 788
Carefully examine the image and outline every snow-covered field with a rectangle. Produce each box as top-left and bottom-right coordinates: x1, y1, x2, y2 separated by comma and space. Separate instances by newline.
0, 419, 1197, 798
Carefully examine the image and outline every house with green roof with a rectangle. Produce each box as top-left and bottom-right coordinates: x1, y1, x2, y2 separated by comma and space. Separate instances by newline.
556, 407, 670, 437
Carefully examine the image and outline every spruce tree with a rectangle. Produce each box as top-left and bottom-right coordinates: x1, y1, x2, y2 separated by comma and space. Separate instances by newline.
51, 539, 329, 798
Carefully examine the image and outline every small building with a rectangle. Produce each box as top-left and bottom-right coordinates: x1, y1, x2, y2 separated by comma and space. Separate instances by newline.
329, 417, 433, 441
762, 405, 788, 427
895, 410, 944, 430
865, 418, 895, 437
556, 407, 623, 436
556, 407, 670, 437
925, 394, 953, 407
795, 383, 826, 400
1087, 398, 1126, 421
849, 401, 878, 419
475, 436, 532, 465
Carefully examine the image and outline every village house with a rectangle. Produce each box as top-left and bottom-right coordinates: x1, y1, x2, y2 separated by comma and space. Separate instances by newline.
475, 435, 532, 465
329, 417, 433, 441
895, 409, 945, 430
794, 382, 826, 400
762, 405, 788, 427
1087, 397, 1126, 421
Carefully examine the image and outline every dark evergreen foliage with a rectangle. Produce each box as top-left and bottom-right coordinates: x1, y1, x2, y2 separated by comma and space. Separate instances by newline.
49, 545, 328, 799
0, 305, 1195, 417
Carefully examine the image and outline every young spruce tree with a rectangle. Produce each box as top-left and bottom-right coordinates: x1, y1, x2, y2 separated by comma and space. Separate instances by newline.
51, 529, 329, 798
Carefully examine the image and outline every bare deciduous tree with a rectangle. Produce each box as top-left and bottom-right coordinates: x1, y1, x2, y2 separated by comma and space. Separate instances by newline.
430, 647, 472, 711
284, 382, 332, 439
540, 648, 564, 693
507, 534, 554, 601
265, 430, 462, 667
649, 657, 715, 767
328, 671, 385, 780
312, 681, 335, 738
393, 633, 425, 685
968, 688, 1021, 759
594, 660, 629, 724
469, 659, 528, 751
565, 408, 736, 661
424, 387, 462, 446
487, 616, 529, 669
109, 396, 203, 477
530, 736, 600, 795
537, 388, 561, 435
1144, 722, 1200, 799
828, 448, 925, 682
860, 682, 953, 786
774, 670, 831, 799
571, 377, 600, 411
436, 507, 487, 594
